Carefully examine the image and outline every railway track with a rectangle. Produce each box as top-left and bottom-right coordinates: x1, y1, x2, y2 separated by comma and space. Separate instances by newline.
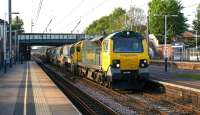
34, 56, 200, 114
79, 76, 199, 114
142, 84, 200, 114
35, 58, 117, 115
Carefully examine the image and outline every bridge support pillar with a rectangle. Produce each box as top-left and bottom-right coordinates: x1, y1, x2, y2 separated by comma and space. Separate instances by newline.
19, 44, 31, 62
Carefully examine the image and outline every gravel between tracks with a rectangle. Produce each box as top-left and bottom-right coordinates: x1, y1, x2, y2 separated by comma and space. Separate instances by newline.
74, 81, 138, 115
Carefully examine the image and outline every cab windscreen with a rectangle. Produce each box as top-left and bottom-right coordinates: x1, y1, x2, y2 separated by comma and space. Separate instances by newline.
113, 38, 143, 53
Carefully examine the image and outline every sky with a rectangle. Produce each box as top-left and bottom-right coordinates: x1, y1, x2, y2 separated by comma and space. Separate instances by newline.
0, 0, 199, 33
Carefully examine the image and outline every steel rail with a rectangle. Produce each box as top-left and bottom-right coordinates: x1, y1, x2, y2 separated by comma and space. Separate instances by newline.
34, 58, 118, 115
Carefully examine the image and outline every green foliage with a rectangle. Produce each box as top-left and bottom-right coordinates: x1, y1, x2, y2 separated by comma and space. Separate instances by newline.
84, 8, 126, 35
11, 16, 24, 33
149, 0, 187, 43
178, 37, 196, 47
176, 73, 200, 80
193, 4, 200, 33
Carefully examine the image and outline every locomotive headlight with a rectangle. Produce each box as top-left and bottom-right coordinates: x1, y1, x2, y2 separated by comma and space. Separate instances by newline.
140, 59, 148, 68
112, 60, 120, 68
116, 63, 120, 68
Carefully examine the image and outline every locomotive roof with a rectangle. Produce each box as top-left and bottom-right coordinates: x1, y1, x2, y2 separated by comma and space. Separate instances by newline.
90, 36, 104, 42
73, 40, 82, 46
104, 31, 144, 40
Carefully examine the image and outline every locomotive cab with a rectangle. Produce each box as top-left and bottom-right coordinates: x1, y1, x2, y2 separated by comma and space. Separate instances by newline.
101, 31, 150, 89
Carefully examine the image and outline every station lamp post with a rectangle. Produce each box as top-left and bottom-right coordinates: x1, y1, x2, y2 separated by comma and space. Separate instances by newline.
194, 10, 200, 50
195, 30, 198, 49
146, 15, 150, 55
188, 12, 199, 61
3, 15, 8, 73
194, 10, 200, 61
195, 30, 199, 61
4, 12, 19, 71
154, 14, 178, 72
13, 30, 17, 64
9, 12, 19, 67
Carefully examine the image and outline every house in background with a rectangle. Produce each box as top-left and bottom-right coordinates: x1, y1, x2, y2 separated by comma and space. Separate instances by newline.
182, 31, 195, 39
153, 31, 199, 61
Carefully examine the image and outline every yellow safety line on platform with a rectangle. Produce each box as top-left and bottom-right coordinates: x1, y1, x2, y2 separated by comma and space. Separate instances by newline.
23, 62, 29, 115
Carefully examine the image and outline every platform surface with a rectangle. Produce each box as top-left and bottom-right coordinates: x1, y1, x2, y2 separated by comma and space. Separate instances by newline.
0, 61, 80, 115
149, 65, 200, 91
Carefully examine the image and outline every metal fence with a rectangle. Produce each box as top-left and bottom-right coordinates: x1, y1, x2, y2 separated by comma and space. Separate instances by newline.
172, 47, 200, 61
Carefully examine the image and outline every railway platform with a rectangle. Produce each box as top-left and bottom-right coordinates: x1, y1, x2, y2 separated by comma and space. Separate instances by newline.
149, 65, 200, 91
0, 61, 80, 115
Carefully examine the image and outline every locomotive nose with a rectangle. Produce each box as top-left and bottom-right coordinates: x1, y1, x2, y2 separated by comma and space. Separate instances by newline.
113, 54, 139, 70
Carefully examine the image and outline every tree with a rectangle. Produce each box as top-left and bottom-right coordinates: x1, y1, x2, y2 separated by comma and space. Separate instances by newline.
149, 0, 187, 43
84, 8, 126, 35
110, 8, 126, 31
11, 16, 24, 33
193, 4, 200, 33
126, 6, 146, 34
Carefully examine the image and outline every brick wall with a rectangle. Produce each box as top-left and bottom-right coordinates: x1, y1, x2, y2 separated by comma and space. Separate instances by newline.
156, 44, 174, 59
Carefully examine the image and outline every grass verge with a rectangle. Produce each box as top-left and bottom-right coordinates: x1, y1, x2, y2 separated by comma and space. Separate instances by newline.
176, 74, 200, 80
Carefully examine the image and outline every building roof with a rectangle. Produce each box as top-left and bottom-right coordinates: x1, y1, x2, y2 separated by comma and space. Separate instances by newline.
90, 36, 104, 42
182, 31, 194, 38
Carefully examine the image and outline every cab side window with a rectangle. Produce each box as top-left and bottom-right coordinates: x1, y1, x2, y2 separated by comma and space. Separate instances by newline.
103, 40, 108, 52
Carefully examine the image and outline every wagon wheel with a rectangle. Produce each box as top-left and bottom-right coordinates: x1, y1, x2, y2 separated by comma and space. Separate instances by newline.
106, 76, 112, 88
98, 75, 103, 85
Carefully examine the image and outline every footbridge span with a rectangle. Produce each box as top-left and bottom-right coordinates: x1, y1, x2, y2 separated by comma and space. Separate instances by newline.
17, 33, 85, 60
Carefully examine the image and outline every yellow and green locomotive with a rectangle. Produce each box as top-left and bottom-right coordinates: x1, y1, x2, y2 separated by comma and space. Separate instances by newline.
69, 31, 150, 89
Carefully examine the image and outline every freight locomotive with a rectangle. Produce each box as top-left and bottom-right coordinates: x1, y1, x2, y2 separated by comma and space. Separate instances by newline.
46, 31, 150, 89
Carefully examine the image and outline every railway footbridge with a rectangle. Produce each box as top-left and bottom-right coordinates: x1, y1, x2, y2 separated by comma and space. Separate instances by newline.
17, 33, 85, 60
